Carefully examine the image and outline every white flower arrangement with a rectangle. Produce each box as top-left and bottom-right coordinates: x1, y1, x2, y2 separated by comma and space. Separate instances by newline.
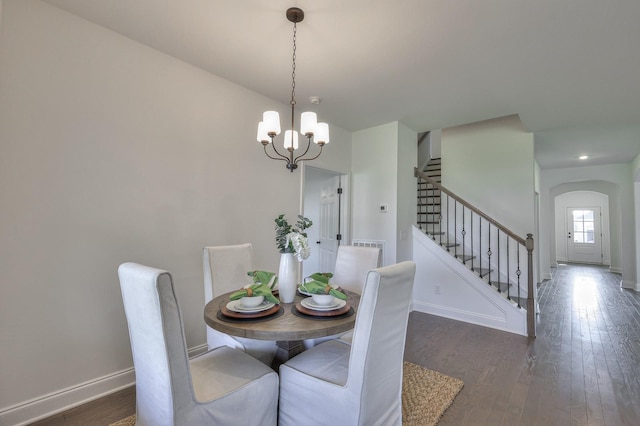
274, 214, 312, 262
286, 232, 310, 261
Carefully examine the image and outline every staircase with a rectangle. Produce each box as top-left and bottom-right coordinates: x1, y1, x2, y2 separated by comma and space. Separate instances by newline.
417, 158, 443, 235
414, 166, 535, 337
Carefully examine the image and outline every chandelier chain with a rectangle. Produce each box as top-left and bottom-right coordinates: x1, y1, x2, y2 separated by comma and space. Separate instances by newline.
291, 22, 297, 107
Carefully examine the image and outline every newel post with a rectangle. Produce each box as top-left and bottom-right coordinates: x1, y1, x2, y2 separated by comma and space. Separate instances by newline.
526, 233, 536, 337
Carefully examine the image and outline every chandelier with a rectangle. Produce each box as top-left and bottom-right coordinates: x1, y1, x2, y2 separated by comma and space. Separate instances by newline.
256, 7, 329, 172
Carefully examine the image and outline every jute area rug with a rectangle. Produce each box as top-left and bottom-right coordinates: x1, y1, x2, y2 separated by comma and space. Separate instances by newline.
110, 362, 463, 426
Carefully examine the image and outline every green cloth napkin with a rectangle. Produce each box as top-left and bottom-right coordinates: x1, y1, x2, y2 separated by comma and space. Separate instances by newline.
247, 270, 278, 289
229, 283, 280, 304
307, 272, 333, 284
300, 273, 346, 300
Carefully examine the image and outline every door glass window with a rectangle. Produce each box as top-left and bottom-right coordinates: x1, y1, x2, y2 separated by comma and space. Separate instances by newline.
573, 210, 595, 243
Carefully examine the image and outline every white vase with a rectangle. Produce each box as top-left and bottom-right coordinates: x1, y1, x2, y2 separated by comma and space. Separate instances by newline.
278, 252, 298, 303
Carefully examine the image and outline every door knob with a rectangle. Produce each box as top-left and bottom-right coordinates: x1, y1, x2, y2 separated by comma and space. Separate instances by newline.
316, 241, 321, 244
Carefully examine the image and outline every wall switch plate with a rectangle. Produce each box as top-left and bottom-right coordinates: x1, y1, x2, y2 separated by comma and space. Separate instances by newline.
434, 284, 441, 294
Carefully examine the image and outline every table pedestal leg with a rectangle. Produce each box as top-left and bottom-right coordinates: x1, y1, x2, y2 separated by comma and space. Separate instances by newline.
272, 340, 305, 370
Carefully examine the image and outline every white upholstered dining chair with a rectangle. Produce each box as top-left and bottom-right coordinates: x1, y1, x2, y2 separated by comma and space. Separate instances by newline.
330, 245, 382, 293
303, 245, 381, 348
279, 261, 416, 426
118, 262, 278, 426
203, 244, 277, 365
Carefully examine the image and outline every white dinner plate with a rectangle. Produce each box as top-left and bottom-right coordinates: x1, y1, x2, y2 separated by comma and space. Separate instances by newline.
226, 300, 275, 313
301, 298, 346, 311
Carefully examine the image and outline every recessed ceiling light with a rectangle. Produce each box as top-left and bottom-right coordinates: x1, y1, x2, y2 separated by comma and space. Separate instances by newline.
579, 155, 589, 160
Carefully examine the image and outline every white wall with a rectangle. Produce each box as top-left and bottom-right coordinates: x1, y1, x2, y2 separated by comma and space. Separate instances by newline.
417, 132, 430, 171
441, 115, 536, 238
396, 123, 418, 262
539, 164, 636, 287
554, 191, 611, 265
351, 123, 399, 265
430, 129, 442, 159
351, 121, 417, 266
633, 153, 640, 289
0, 0, 352, 422
635, 180, 640, 290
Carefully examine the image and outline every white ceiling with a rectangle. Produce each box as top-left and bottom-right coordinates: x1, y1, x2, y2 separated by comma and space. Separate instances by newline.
43, 0, 640, 169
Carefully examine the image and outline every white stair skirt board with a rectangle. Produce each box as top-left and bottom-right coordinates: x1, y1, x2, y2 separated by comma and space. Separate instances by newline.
411, 226, 527, 336
434, 232, 529, 299
0, 344, 208, 426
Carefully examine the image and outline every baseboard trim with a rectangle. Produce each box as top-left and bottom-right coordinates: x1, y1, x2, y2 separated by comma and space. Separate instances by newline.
411, 301, 527, 337
0, 368, 135, 426
609, 266, 623, 274
620, 279, 638, 291
0, 343, 208, 426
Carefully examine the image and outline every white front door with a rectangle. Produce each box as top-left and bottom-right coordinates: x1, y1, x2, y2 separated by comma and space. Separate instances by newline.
567, 207, 602, 264
317, 176, 341, 272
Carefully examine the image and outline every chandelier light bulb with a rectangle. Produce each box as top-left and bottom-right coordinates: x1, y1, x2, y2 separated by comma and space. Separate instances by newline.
314, 123, 330, 144
256, 121, 270, 143
300, 112, 318, 136
284, 130, 299, 150
263, 111, 281, 136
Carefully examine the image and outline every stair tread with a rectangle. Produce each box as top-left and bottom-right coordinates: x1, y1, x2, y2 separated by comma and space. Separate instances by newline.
508, 296, 527, 308
456, 254, 475, 262
490, 281, 512, 292
474, 267, 492, 278
441, 242, 460, 248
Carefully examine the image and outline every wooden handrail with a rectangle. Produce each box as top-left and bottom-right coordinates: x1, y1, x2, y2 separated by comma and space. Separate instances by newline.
415, 168, 525, 245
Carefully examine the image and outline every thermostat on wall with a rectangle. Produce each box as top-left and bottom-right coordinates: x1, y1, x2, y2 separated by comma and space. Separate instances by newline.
379, 204, 389, 213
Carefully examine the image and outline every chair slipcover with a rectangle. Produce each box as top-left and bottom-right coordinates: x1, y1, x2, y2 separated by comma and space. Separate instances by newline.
118, 262, 278, 426
304, 245, 381, 348
279, 261, 416, 426
203, 244, 277, 365
330, 245, 382, 293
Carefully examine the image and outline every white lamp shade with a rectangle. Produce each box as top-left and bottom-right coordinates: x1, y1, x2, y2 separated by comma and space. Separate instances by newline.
256, 121, 270, 143
263, 111, 281, 135
284, 130, 299, 150
300, 112, 318, 136
314, 122, 330, 144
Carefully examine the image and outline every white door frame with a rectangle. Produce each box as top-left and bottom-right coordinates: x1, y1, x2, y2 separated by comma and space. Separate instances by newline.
566, 206, 603, 264
553, 191, 611, 266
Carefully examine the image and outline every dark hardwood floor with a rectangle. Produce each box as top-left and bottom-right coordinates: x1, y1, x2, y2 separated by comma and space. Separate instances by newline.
406, 263, 640, 425
30, 264, 640, 425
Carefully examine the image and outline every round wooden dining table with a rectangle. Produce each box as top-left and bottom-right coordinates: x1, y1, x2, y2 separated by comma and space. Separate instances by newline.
204, 289, 360, 369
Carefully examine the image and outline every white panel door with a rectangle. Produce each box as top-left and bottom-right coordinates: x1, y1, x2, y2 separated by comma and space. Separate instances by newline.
567, 207, 602, 264
317, 176, 340, 272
